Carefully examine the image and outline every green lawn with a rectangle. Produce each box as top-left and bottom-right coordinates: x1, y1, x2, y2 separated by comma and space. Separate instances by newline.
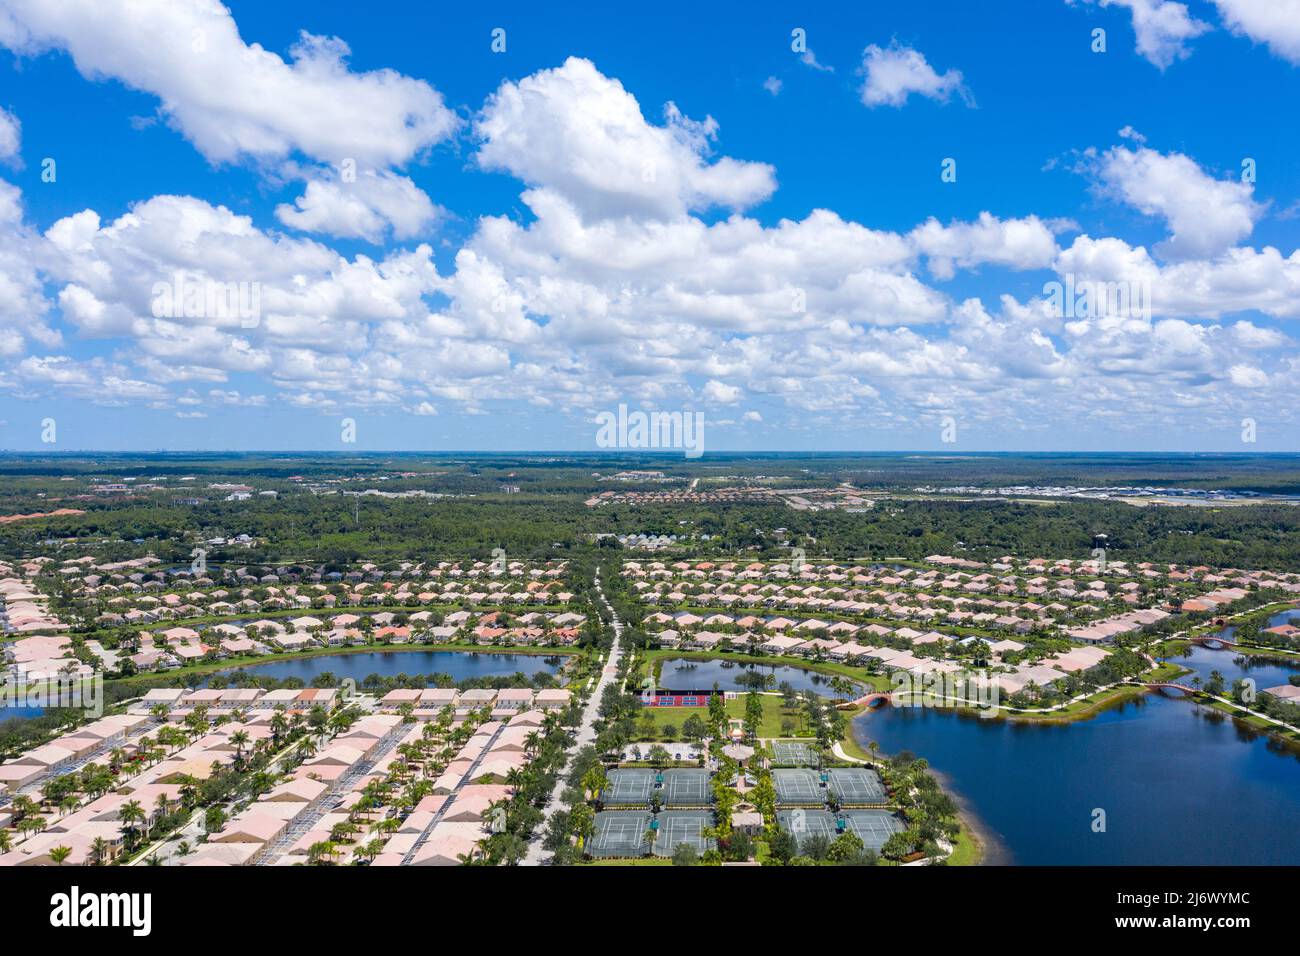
632, 694, 814, 741
946, 824, 983, 866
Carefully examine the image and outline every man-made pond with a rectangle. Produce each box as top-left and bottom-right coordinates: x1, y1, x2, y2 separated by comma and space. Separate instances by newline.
213, 650, 566, 685
854, 646, 1300, 865
658, 657, 856, 696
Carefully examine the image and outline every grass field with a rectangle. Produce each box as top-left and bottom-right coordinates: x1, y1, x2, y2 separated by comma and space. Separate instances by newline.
946, 824, 983, 866
632, 693, 813, 740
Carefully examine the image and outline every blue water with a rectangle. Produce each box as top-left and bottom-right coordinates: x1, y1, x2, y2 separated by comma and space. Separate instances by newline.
659, 657, 857, 696
1266, 609, 1300, 628
0, 705, 46, 722
214, 650, 565, 684
1164, 645, 1300, 691
854, 647, 1300, 865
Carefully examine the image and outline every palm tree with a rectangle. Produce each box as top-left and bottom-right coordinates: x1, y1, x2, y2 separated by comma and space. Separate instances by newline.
90, 836, 111, 866
119, 799, 146, 849
307, 840, 337, 865
229, 729, 251, 766
49, 845, 73, 866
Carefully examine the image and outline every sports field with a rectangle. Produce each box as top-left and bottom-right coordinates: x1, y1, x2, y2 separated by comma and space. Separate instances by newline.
660, 768, 711, 806
773, 767, 826, 806
604, 768, 655, 806
770, 740, 820, 766
827, 767, 887, 804
776, 808, 904, 852
590, 811, 653, 857
651, 810, 715, 857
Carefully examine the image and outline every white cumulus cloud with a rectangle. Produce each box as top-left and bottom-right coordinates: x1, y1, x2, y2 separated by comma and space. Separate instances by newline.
474, 57, 776, 221
1211, 0, 1300, 64
859, 43, 971, 108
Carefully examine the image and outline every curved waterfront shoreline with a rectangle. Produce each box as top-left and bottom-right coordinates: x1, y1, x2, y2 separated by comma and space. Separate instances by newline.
104, 642, 581, 687
845, 718, 998, 866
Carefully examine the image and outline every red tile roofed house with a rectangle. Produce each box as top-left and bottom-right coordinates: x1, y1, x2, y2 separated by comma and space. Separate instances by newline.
262, 778, 329, 804
380, 689, 422, 710
458, 688, 498, 708
210, 812, 287, 847
495, 688, 534, 710
304, 744, 367, 769
410, 822, 486, 865
487, 725, 535, 754
468, 751, 528, 785
0, 831, 102, 866
508, 709, 547, 727
534, 689, 571, 709
1263, 684, 1300, 703
442, 784, 512, 823
418, 688, 459, 709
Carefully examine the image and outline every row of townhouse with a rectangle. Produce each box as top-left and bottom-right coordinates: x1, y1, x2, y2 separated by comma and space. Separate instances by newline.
0, 713, 153, 794
194, 713, 409, 865
91, 578, 579, 628
625, 557, 1300, 597
185, 706, 550, 866
638, 587, 1054, 634
128, 687, 340, 715
377, 687, 571, 718
125, 609, 588, 672
376, 712, 550, 866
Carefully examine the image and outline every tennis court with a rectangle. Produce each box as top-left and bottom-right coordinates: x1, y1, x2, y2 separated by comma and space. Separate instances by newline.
827, 767, 887, 804
589, 811, 652, 858
776, 808, 838, 845
773, 768, 826, 806
604, 768, 655, 806
776, 809, 903, 852
839, 809, 905, 851
651, 810, 716, 857
661, 768, 712, 807
770, 741, 819, 766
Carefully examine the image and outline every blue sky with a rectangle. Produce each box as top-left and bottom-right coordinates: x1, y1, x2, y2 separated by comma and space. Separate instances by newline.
0, 0, 1297, 451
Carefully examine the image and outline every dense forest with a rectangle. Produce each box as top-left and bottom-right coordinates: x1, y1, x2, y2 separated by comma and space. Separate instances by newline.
2, 452, 1300, 570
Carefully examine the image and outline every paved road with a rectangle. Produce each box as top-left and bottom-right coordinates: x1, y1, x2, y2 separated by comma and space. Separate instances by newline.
521, 573, 623, 866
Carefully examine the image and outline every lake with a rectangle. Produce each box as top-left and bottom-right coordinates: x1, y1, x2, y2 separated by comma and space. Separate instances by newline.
854, 646, 1300, 865
659, 657, 857, 696
0, 705, 47, 723
212, 650, 567, 685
